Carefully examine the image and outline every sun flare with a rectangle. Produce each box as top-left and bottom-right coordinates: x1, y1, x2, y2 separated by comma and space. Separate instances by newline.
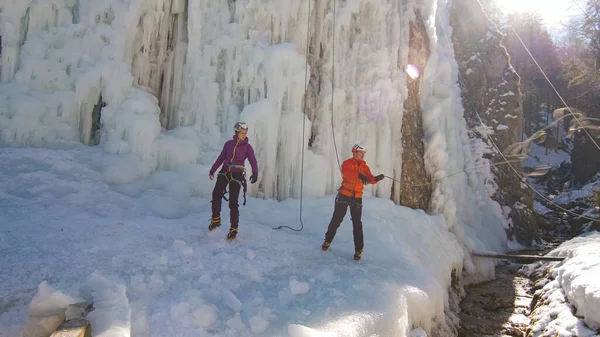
496, 0, 573, 28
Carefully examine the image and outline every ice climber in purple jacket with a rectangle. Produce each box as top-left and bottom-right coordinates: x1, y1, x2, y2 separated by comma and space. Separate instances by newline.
208, 122, 259, 240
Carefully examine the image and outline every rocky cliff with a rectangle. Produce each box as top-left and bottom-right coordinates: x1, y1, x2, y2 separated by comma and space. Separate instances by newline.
450, 0, 539, 245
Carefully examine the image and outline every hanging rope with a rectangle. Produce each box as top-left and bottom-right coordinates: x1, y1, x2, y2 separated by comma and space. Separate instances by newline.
275, 0, 343, 231
331, 0, 342, 171
273, 0, 312, 231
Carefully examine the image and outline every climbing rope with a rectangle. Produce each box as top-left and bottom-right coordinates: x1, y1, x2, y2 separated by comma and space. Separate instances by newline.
331, 0, 342, 171
273, 0, 312, 231
383, 160, 524, 187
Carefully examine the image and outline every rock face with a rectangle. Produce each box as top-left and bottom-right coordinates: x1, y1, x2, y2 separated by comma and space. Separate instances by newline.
571, 119, 600, 187
398, 13, 432, 210
450, 0, 539, 245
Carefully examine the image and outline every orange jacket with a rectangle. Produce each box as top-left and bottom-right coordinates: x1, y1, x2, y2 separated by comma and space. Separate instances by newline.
338, 158, 377, 198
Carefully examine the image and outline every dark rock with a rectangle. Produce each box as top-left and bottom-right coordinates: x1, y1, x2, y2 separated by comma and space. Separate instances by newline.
571, 119, 600, 186
398, 11, 432, 210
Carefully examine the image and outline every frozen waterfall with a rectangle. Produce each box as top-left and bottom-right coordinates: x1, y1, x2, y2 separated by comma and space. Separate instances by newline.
0, 0, 508, 262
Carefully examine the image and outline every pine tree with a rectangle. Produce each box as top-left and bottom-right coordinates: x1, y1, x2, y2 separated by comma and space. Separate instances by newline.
501, 11, 561, 134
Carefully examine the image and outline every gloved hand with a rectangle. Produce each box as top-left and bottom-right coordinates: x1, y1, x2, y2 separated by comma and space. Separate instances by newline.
375, 174, 384, 181
250, 173, 258, 184
358, 173, 369, 184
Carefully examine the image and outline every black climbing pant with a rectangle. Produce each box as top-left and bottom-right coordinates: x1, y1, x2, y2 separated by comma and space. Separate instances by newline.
324, 193, 364, 252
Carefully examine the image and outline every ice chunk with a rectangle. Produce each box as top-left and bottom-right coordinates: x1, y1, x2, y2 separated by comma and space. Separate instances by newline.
290, 279, 310, 295
171, 239, 194, 258
222, 289, 242, 312
85, 272, 131, 337
27, 281, 83, 317
250, 315, 270, 334
194, 305, 218, 328
170, 302, 192, 323
226, 313, 246, 330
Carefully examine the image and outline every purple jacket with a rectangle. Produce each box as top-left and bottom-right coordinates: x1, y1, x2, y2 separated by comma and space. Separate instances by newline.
210, 135, 258, 175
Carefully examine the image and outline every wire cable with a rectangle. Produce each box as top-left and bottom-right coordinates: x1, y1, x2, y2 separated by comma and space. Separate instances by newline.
509, 26, 600, 152
435, 10, 600, 223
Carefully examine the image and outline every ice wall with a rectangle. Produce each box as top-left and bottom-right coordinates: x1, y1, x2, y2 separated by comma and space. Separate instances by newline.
174, 0, 406, 199
420, 0, 508, 280
131, 0, 188, 129
0, 0, 409, 200
0, 0, 201, 182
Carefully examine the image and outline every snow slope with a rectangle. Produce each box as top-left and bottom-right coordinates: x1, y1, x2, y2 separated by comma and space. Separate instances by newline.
524, 232, 600, 337
0, 146, 465, 337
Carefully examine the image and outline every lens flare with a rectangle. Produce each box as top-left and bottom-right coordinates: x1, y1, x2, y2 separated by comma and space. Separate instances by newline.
406, 64, 419, 79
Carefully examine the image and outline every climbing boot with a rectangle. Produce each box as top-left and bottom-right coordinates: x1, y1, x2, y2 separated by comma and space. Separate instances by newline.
227, 227, 238, 240
208, 217, 221, 231
322, 240, 331, 251
353, 250, 362, 261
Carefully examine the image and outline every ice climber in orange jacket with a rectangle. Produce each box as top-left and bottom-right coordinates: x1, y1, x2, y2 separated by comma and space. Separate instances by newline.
322, 143, 384, 261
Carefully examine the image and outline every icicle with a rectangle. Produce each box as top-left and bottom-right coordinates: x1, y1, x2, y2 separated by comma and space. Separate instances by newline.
131, 0, 172, 97
160, 8, 188, 130
171, 0, 185, 14
0, 2, 31, 82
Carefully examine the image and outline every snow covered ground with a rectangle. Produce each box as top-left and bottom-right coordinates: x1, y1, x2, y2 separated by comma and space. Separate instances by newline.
521, 141, 570, 170
0, 145, 468, 337
552, 178, 600, 207
523, 232, 600, 337
520, 137, 600, 336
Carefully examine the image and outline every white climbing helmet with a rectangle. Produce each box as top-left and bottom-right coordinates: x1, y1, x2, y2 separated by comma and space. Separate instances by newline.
352, 143, 367, 153
234, 122, 248, 132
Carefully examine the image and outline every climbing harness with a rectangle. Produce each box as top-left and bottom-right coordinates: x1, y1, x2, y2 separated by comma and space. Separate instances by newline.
219, 165, 248, 206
